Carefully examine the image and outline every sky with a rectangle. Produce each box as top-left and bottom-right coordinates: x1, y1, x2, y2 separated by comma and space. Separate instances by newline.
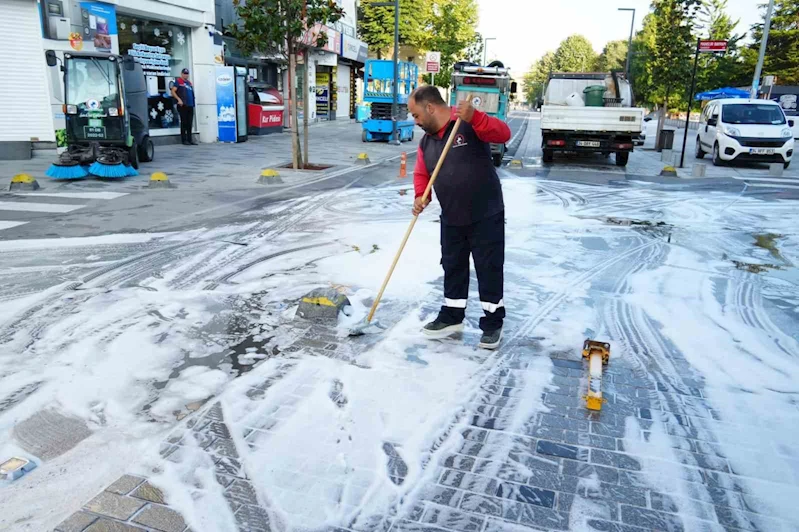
477, 0, 763, 76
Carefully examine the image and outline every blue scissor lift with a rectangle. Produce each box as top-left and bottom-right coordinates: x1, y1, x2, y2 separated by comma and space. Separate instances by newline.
361, 60, 419, 142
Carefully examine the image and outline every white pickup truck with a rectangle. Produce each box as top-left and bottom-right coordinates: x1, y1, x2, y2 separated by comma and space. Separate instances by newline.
540, 73, 644, 167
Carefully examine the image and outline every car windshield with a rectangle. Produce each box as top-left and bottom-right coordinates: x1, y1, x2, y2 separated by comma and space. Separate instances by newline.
65, 57, 120, 111
722, 104, 785, 125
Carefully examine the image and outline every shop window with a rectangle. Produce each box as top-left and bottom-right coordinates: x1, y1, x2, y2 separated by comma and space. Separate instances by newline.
117, 16, 191, 131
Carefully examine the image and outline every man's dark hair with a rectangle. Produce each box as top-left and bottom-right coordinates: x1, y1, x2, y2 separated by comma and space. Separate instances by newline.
410, 85, 446, 107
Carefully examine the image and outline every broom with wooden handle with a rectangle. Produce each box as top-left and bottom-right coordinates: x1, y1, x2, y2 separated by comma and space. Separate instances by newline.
348, 118, 463, 336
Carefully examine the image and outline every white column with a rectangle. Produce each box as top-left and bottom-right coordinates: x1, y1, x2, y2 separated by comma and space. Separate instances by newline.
190, 25, 218, 143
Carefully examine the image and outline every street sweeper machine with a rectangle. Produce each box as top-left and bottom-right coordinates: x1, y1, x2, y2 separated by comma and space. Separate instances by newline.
45, 50, 154, 179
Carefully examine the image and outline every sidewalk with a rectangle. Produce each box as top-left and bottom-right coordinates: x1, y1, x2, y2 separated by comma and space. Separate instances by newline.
0, 120, 420, 194
637, 121, 799, 181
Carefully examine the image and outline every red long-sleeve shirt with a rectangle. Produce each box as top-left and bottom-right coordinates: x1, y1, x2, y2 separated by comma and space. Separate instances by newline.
413, 108, 511, 198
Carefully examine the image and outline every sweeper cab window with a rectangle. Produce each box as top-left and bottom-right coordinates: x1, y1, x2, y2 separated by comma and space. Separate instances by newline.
65, 57, 120, 116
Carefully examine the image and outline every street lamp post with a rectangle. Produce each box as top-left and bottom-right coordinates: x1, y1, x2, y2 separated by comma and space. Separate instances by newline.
751, 0, 775, 98
483, 37, 496, 66
618, 8, 635, 80
374, 0, 401, 145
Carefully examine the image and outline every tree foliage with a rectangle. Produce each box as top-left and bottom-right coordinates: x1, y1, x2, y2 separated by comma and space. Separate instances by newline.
748, 0, 799, 85
595, 40, 628, 72
695, 0, 749, 94
428, 0, 479, 87
357, 0, 432, 59
553, 35, 598, 72
227, 0, 343, 168
650, 0, 702, 107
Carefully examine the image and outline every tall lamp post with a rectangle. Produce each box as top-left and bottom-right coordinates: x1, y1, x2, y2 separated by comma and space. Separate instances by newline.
618, 8, 635, 80
751, 0, 775, 98
374, 0, 401, 145
483, 37, 496, 66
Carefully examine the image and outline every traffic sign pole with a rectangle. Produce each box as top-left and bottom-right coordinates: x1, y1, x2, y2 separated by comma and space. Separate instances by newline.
680, 39, 701, 169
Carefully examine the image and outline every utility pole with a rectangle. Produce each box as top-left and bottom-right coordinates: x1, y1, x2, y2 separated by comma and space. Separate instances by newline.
751, 0, 775, 98
618, 8, 635, 80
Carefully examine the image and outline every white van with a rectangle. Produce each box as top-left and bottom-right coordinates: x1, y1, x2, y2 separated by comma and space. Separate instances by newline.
695, 99, 794, 168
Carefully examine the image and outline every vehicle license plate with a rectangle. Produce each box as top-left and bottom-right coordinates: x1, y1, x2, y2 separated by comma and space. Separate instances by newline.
750, 148, 775, 155
577, 141, 601, 148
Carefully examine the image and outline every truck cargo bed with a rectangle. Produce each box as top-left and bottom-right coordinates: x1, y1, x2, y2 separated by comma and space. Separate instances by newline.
541, 106, 644, 133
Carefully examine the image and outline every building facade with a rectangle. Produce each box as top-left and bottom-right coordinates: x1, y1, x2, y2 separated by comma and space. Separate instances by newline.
0, 0, 366, 159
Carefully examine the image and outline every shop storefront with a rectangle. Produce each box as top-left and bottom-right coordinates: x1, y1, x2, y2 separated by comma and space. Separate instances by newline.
117, 14, 193, 137
340, 33, 368, 119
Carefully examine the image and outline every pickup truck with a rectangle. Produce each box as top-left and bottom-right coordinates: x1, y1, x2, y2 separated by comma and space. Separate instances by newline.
540, 73, 644, 167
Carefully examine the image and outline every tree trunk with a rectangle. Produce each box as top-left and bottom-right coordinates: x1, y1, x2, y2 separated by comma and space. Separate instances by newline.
288, 45, 301, 170
303, 48, 310, 167
656, 87, 670, 153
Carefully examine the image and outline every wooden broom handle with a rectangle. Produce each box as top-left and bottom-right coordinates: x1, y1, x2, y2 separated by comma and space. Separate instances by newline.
366, 118, 463, 323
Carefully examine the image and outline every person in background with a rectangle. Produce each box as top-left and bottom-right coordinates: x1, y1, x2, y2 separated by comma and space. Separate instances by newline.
170, 68, 196, 145
408, 85, 511, 350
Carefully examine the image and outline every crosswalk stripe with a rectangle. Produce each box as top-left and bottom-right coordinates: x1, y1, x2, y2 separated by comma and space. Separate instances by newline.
13, 192, 129, 200
0, 221, 28, 231
0, 201, 85, 213
746, 183, 799, 190
732, 176, 799, 183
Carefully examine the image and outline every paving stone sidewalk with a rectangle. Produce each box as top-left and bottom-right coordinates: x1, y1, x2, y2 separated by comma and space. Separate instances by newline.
0, 119, 419, 193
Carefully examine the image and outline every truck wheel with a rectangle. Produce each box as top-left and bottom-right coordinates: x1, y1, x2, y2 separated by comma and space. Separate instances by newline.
128, 142, 139, 170
138, 136, 154, 162
362, 130, 368, 142
542, 149, 554, 164
615, 152, 629, 167
695, 137, 705, 159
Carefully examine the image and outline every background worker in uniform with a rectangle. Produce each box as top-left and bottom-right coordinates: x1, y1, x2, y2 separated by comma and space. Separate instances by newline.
409, 85, 511, 350
170, 68, 197, 145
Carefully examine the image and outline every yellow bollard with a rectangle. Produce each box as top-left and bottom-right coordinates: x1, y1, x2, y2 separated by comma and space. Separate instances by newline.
581, 339, 610, 411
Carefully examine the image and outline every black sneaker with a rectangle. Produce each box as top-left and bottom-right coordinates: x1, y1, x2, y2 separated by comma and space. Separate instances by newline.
478, 328, 503, 350
422, 318, 464, 339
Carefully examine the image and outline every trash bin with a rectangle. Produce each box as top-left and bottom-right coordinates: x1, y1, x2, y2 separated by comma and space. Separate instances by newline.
583, 85, 606, 107
658, 128, 675, 151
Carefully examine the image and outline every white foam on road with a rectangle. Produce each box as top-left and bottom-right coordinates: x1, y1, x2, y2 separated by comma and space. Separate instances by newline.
0, 221, 28, 231
13, 192, 129, 200
0, 201, 85, 213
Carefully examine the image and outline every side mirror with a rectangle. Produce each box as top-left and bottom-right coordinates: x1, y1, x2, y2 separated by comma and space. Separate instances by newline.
45, 50, 57, 67
122, 56, 136, 71
707, 117, 717, 126
510, 81, 518, 94
789, 119, 795, 128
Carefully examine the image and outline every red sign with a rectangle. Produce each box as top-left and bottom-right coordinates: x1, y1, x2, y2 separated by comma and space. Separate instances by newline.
261, 110, 283, 126
464, 76, 497, 86
426, 61, 440, 73
699, 40, 728, 53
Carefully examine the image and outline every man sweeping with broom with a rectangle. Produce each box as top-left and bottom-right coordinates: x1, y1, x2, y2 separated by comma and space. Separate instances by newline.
408, 86, 511, 350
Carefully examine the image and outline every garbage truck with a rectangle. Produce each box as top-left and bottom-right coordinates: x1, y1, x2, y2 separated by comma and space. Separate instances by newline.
451, 60, 517, 167
540, 72, 644, 167
44, 50, 153, 179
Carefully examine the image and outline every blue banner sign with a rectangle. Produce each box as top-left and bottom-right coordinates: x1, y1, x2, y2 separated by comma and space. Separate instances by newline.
216, 66, 237, 142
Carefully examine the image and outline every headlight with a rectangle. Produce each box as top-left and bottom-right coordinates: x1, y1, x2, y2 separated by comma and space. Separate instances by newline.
723, 126, 741, 137
66, 105, 77, 114
782, 128, 793, 138
108, 108, 119, 117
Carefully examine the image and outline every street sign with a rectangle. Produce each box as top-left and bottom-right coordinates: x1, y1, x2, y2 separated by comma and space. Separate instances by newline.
698, 40, 727, 53
425, 51, 441, 73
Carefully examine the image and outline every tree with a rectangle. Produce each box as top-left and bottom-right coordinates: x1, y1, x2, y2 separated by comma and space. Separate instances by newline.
357, 0, 432, 59
748, 0, 799, 86
522, 51, 556, 104
228, 0, 343, 169
630, 13, 658, 107
428, 0, 479, 88
553, 35, 598, 72
463, 31, 484, 64
649, 0, 702, 144
695, 0, 749, 94
595, 40, 628, 72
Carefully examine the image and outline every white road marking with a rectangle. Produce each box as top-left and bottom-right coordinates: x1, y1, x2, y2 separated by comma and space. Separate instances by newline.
13, 192, 129, 200
0, 201, 85, 213
731, 176, 799, 184
746, 183, 799, 190
0, 221, 28, 231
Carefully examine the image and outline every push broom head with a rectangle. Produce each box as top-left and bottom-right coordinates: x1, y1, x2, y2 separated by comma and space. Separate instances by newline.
45, 162, 88, 180
88, 160, 129, 178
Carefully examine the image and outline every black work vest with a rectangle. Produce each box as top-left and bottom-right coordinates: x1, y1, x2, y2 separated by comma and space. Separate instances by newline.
420, 119, 504, 226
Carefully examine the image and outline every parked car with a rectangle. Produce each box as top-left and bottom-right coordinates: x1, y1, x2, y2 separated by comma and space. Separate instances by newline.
634, 131, 646, 146
695, 99, 794, 168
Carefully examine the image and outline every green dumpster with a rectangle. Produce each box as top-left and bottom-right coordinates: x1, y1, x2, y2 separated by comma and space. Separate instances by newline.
583, 85, 606, 107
